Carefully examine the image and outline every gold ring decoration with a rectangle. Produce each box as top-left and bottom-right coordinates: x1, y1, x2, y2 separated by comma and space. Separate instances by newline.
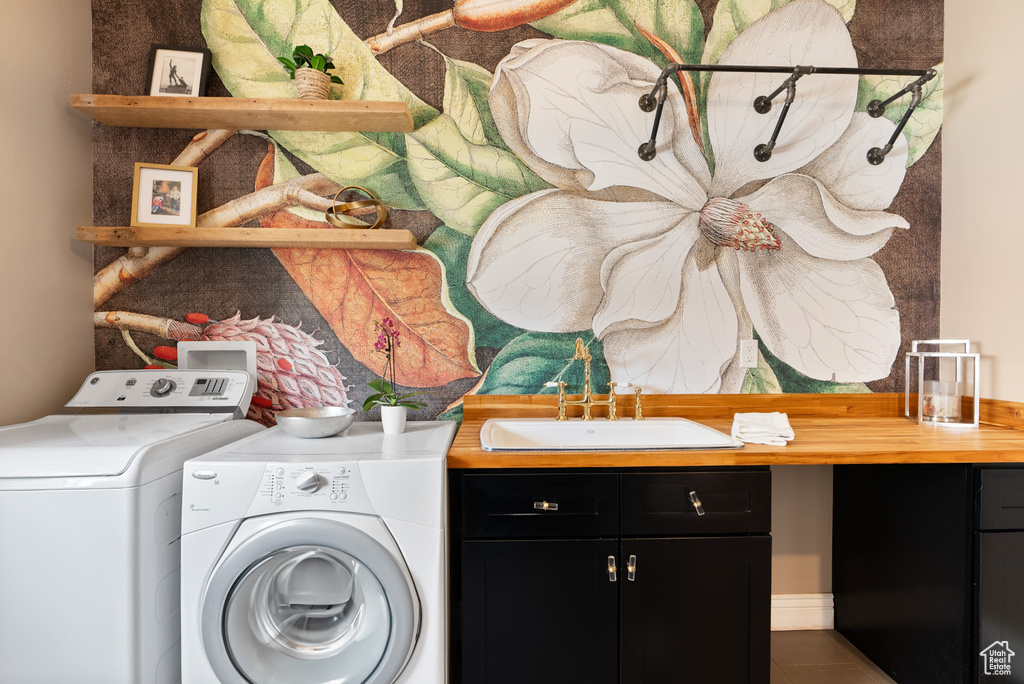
325, 185, 388, 230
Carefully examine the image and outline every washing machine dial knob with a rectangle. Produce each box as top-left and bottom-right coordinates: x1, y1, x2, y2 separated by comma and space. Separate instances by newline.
295, 472, 324, 493
150, 378, 176, 397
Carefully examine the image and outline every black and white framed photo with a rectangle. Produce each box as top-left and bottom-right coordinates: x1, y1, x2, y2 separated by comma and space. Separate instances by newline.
146, 45, 211, 97
130, 163, 198, 228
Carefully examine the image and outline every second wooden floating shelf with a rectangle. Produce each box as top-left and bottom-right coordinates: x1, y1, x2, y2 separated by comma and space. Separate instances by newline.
78, 226, 418, 250
71, 94, 414, 133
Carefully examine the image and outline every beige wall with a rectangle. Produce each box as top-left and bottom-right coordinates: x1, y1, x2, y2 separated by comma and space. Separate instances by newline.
0, 1, 95, 425
941, 0, 1024, 401
771, 465, 833, 595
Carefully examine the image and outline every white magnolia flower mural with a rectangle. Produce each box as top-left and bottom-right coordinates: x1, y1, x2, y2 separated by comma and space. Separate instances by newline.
466, 0, 912, 394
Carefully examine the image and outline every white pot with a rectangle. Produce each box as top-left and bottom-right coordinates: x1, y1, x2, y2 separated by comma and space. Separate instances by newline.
380, 405, 407, 434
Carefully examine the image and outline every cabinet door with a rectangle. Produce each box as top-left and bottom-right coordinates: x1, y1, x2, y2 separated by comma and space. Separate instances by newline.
620, 536, 771, 684
462, 539, 620, 684
976, 531, 1024, 683
834, 464, 972, 684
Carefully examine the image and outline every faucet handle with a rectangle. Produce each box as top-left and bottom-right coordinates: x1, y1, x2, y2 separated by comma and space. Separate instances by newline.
604, 382, 630, 421
633, 387, 645, 421
544, 381, 568, 421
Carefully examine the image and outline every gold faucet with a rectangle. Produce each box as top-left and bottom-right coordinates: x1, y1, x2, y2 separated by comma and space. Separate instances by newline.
545, 338, 630, 421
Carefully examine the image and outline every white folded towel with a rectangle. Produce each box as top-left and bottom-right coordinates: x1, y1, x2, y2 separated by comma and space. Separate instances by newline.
731, 412, 795, 446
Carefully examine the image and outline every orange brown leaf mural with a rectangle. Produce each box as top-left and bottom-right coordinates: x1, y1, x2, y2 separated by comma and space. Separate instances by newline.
255, 146, 480, 388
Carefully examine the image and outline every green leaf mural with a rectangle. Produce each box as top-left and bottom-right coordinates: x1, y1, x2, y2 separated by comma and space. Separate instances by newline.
438, 405, 464, 422
477, 332, 611, 396
532, 0, 704, 66
407, 115, 551, 237
857, 63, 944, 168
428, 43, 502, 148
423, 226, 525, 350
531, 0, 648, 53
200, 0, 438, 209
405, 46, 549, 236
285, 130, 425, 210
740, 351, 784, 394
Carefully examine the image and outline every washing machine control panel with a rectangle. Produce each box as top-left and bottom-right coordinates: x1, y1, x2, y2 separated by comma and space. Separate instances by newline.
252, 462, 372, 514
65, 369, 253, 413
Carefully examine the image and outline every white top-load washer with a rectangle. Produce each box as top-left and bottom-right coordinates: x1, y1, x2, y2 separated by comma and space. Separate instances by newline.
180, 420, 457, 684
0, 369, 263, 684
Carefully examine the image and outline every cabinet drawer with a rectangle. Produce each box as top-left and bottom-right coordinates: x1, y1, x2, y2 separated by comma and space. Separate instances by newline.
462, 473, 619, 539
978, 469, 1024, 530
621, 471, 770, 535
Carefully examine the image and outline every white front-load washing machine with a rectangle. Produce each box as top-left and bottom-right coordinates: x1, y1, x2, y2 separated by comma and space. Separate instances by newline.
0, 369, 263, 684
180, 420, 457, 684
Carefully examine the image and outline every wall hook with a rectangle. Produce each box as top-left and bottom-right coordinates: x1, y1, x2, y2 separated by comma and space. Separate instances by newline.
752, 66, 813, 162
635, 63, 937, 166
865, 68, 936, 165
637, 81, 667, 161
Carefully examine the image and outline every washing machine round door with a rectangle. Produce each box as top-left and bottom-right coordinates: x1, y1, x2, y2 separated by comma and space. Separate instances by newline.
202, 517, 419, 684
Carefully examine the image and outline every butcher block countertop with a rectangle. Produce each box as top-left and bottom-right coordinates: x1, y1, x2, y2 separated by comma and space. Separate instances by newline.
448, 393, 1024, 469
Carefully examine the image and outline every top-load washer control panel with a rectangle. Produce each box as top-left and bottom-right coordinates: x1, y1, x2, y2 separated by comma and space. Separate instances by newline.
63, 370, 253, 415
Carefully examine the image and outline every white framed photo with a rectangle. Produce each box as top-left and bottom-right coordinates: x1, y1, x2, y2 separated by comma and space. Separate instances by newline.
130, 163, 198, 228
147, 45, 211, 97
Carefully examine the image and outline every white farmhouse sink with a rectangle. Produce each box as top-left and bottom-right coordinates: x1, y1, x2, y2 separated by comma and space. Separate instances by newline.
479, 417, 743, 451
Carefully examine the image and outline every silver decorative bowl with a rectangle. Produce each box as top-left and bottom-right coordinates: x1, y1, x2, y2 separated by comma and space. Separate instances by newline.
275, 407, 356, 439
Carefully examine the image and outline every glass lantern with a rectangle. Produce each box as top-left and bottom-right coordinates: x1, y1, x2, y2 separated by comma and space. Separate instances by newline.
904, 339, 980, 427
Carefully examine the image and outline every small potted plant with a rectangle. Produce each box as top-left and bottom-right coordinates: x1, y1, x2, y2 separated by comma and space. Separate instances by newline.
362, 317, 427, 434
278, 45, 343, 100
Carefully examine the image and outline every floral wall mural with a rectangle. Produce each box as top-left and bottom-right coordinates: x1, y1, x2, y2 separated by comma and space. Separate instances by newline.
91, 0, 943, 424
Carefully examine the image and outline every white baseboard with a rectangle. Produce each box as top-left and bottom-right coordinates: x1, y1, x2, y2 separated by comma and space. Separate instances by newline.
771, 593, 834, 631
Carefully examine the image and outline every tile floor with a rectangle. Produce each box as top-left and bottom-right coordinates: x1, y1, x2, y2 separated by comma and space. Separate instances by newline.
771, 630, 897, 684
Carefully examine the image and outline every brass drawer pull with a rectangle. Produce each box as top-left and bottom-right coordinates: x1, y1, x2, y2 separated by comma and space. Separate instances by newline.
533, 501, 559, 511
688, 490, 706, 516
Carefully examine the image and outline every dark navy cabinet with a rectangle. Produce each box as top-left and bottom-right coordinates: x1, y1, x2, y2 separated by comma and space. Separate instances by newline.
834, 464, 1024, 684
450, 468, 772, 684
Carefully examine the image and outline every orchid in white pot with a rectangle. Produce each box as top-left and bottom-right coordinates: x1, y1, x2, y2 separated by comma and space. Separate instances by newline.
363, 317, 427, 433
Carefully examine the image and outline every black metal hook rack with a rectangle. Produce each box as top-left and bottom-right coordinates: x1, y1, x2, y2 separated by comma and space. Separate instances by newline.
637, 63, 937, 165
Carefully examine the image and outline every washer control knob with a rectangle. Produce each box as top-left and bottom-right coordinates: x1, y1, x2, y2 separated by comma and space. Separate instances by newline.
295, 472, 324, 493
151, 378, 176, 397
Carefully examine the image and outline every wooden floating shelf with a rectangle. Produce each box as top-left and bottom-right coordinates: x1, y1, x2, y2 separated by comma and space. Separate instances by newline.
77, 226, 419, 250
71, 94, 414, 133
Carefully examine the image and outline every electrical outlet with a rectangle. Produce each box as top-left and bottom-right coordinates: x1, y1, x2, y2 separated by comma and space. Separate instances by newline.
739, 339, 758, 368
